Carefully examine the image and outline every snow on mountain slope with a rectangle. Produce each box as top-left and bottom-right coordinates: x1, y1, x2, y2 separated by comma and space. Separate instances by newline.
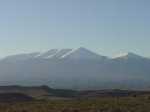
0, 48, 104, 61
35, 49, 73, 59
0, 48, 150, 89
3, 52, 41, 61
0, 48, 147, 62
35, 47, 104, 60
34, 49, 58, 58
110, 52, 144, 59
60, 47, 104, 60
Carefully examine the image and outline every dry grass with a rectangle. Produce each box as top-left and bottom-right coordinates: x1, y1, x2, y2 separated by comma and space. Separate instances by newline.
1, 95, 150, 112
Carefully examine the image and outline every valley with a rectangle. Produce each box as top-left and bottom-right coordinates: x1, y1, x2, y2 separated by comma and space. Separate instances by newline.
0, 85, 150, 112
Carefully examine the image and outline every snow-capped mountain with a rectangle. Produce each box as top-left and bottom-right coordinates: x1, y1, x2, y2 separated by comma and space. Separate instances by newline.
110, 52, 144, 59
2, 47, 105, 61
0, 47, 150, 90
60, 47, 105, 60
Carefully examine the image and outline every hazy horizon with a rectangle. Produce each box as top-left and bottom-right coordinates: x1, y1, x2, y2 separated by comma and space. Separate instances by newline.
0, 47, 149, 59
0, 0, 150, 57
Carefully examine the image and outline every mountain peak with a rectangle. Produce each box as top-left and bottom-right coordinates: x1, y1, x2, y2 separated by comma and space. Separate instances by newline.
60, 47, 105, 60
77, 47, 88, 50
110, 52, 144, 59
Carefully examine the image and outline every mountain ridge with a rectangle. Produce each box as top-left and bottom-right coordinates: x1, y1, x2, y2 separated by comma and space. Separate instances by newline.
0, 47, 149, 89
0, 47, 148, 60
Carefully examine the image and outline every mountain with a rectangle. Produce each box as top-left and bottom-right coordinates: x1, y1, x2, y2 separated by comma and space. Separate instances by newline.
2, 47, 105, 61
0, 47, 150, 90
110, 52, 145, 59
60, 47, 105, 60
1, 52, 40, 61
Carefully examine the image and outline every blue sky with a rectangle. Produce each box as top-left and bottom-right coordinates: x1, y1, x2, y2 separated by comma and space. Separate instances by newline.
0, 0, 150, 57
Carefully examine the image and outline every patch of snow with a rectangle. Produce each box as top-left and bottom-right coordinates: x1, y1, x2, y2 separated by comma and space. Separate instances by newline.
60, 47, 103, 60
110, 52, 144, 59
34, 52, 44, 58
44, 53, 56, 59
60, 49, 77, 58
110, 52, 129, 59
